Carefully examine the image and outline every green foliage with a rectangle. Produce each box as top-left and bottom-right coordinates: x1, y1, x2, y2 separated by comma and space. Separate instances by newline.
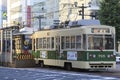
32, 50, 40, 58
98, 0, 120, 41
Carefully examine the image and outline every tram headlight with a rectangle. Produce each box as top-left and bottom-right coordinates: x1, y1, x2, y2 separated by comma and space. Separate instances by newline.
89, 54, 96, 58
107, 55, 110, 58
107, 54, 114, 58
89, 54, 92, 57
110, 54, 114, 57
93, 54, 96, 58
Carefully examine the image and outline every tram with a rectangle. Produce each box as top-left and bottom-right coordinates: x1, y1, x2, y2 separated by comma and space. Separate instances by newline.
32, 20, 116, 70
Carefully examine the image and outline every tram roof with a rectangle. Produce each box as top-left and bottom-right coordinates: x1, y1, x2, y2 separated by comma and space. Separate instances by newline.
13, 27, 34, 35
33, 25, 114, 34
0, 26, 19, 30
68, 19, 101, 27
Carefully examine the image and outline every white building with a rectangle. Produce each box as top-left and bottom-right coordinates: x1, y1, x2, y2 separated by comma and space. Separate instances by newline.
0, 0, 7, 28
7, 0, 31, 27
6, 0, 100, 30
31, 0, 100, 30
31, 0, 59, 30
59, 0, 100, 22
31, 0, 46, 30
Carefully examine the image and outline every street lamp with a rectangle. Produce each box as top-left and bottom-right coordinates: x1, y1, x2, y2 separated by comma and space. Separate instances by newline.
34, 15, 44, 30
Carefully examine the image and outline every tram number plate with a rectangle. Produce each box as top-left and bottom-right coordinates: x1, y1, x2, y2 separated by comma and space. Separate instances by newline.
98, 54, 105, 58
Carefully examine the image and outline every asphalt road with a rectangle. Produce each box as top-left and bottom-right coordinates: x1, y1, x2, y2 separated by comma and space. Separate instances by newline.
0, 66, 120, 80
89, 63, 120, 78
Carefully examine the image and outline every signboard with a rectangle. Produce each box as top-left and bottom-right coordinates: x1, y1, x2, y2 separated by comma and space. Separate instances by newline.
67, 51, 77, 60
27, 6, 31, 27
41, 51, 47, 58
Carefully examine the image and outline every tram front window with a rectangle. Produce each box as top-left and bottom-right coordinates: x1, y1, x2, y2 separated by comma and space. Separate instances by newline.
88, 35, 114, 50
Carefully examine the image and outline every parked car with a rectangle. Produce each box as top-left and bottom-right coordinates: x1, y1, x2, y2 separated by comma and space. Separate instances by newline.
116, 52, 120, 63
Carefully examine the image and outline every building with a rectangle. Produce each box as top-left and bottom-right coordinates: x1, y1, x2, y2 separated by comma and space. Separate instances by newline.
6, 0, 100, 30
7, 0, 31, 27
31, 0, 100, 30
7, 0, 21, 26
31, 0, 46, 30
31, 0, 59, 30
59, 0, 100, 22
0, 0, 7, 28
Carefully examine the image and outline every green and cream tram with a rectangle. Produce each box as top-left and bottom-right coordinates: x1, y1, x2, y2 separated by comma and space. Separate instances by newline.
32, 25, 116, 70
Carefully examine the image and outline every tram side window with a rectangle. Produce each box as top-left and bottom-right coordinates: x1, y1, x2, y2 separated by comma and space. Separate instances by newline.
88, 36, 93, 49
43, 38, 46, 48
71, 36, 75, 49
76, 35, 81, 49
38, 37, 54, 49
61, 36, 65, 49
36, 38, 39, 49
47, 37, 50, 49
39, 38, 42, 48
83, 34, 86, 49
51, 37, 54, 48
66, 36, 70, 48
61, 35, 82, 49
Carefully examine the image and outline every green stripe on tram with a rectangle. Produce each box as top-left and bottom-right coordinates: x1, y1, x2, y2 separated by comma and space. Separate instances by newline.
86, 51, 115, 61
32, 50, 115, 61
47, 51, 58, 59
47, 51, 67, 60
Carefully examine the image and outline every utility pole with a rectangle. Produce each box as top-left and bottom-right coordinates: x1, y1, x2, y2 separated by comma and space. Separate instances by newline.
74, 1, 99, 20
74, 2, 88, 19
34, 15, 44, 30
79, 4, 87, 19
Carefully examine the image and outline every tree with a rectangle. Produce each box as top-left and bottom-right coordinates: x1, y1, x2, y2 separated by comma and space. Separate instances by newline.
98, 0, 120, 45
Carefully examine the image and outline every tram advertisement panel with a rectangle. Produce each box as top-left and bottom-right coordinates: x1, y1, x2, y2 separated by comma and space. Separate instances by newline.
14, 35, 32, 55
22, 35, 32, 54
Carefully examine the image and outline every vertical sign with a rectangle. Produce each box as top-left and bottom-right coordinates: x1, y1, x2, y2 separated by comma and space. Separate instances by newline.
27, 6, 31, 27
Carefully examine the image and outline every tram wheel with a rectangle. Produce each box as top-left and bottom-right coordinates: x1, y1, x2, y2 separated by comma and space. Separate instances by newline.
64, 63, 72, 70
39, 61, 44, 68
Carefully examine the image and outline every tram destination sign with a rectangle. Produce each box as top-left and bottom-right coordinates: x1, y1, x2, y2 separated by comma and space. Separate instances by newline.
91, 28, 110, 33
